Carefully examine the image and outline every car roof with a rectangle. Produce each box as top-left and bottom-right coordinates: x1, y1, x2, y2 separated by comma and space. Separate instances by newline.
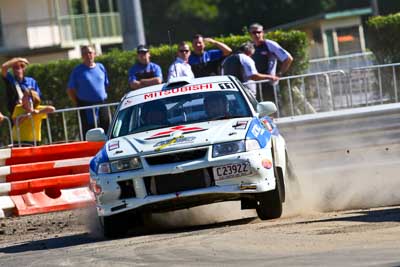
125, 75, 237, 99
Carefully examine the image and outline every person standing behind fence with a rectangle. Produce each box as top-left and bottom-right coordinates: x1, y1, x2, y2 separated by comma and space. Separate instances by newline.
249, 23, 293, 102
167, 42, 194, 80
12, 89, 55, 145
222, 42, 279, 97
67, 45, 110, 138
1, 57, 42, 115
129, 45, 163, 90
189, 34, 232, 77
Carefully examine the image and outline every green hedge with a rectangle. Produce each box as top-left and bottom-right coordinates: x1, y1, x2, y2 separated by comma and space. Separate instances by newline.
25, 30, 308, 109
367, 13, 400, 63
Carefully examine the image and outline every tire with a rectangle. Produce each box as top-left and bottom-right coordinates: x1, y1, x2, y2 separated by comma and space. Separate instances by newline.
256, 161, 283, 220
100, 213, 130, 239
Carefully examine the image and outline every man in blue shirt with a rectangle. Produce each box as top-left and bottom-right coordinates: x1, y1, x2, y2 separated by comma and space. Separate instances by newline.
67, 45, 110, 138
1, 57, 42, 115
128, 45, 163, 90
189, 34, 232, 77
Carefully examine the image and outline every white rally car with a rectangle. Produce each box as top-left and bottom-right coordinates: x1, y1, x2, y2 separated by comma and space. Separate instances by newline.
87, 75, 288, 238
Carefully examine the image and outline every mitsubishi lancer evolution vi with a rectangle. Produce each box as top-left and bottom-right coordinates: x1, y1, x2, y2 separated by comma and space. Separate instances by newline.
87, 75, 288, 238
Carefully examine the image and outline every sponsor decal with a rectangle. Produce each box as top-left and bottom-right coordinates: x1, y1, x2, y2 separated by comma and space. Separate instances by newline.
154, 136, 196, 151
108, 141, 119, 151
251, 123, 265, 137
262, 159, 273, 169
144, 83, 213, 100
233, 120, 248, 129
149, 125, 206, 139
261, 119, 273, 132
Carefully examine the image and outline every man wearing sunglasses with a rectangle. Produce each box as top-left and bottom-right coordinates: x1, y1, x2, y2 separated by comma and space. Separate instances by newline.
1, 57, 42, 115
249, 23, 293, 103
167, 42, 194, 80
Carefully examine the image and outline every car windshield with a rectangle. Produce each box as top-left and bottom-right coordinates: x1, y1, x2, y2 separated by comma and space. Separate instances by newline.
111, 90, 252, 138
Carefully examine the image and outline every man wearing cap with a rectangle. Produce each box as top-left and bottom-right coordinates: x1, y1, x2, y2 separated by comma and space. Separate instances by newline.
189, 34, 232, 77
67, 45, 110, 137
1, 57, 42, 115
249, 23, 293, 102
128, 45, 163, 90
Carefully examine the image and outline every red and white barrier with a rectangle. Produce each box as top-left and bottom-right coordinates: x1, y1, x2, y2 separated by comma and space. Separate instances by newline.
0, 195, 15, 218
11, 187, 94, 216
1, 157, 91, 182
0, 141, 103, 217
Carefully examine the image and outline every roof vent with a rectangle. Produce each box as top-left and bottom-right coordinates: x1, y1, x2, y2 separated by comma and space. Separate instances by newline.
163, 77, 192, 90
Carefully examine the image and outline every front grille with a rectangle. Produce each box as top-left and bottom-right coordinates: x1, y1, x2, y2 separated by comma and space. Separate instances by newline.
145, 148, 208, 165
144, 168, 214, 195
117, 180, 136, 199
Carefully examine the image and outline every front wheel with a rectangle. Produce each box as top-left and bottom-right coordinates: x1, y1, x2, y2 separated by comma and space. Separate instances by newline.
100, 213, 130, 239
256, 169, 283, 220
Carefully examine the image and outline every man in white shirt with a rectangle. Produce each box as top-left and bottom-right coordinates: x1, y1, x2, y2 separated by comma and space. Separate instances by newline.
168, 42, 194, 80
222, 42, 278, 96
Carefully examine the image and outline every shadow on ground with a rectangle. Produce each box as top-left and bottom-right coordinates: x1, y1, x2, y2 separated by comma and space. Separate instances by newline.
0, 217, 256, 254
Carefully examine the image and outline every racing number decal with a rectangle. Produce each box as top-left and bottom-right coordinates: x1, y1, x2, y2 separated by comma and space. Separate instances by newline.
218, 82, 234, 89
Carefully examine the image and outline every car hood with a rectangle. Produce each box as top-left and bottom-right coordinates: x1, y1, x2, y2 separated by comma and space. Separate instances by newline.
105, 119, 253, 160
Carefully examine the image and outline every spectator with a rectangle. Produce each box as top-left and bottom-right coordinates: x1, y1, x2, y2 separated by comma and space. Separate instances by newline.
249, 23, 293, 102
189, 34, 232, 77
222, 42, 279, 97
0, 112, 4, 123
167, 42, 194, 80
1, 57, 42, 115
129, 45, 163, 90
12, 89, 55, 145
67, 45, 110, 137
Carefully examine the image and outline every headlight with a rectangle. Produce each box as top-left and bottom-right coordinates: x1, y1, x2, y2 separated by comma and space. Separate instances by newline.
110, 157, 142, 172
213, 141, 245, 157
98, 162, 111, 174
212, 139, 260, 158
97, 157, 142, 174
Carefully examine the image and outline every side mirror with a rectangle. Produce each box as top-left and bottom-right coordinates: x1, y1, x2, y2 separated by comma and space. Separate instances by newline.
86, 128, 107, 142
257, 102, 277, 117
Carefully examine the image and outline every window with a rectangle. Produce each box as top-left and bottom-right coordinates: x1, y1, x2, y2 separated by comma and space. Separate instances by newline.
111, 90, 252, 138
336, 26, 361, 55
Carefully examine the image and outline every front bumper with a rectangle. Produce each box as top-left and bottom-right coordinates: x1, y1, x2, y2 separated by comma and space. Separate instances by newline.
91, 146, 276, 217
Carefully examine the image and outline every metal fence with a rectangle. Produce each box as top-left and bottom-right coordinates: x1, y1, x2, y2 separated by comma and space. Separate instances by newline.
245, 70, 348, 117
2, 62, 400, 147
308, 52, 375, 73
7, 103, 119, 148
348, 63, 400, 107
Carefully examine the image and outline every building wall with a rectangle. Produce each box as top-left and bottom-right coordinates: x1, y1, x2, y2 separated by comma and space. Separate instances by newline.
0, 0, 29, 48
26, 0, 61, 48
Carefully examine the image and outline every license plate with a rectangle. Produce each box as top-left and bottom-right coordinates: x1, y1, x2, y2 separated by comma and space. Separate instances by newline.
213, 162, 252, 181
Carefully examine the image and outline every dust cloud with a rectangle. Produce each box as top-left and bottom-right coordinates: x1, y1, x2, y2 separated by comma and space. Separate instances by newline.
283, 140, 400, 215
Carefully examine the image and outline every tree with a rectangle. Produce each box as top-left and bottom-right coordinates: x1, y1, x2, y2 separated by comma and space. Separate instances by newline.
140, 0, 376, 45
